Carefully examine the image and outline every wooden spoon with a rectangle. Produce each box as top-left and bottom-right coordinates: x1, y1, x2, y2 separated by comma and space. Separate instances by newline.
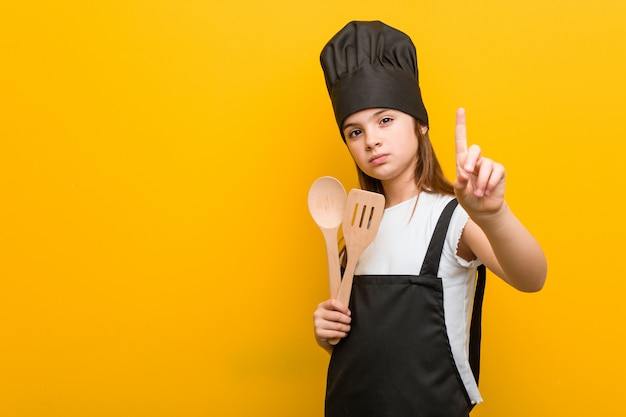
308, 176, 347, 298
330, 189, 385, 345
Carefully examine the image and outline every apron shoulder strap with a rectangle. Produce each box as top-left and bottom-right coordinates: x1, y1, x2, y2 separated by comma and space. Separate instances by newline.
469, 264, 486, 385
418, 197, 487, 391
419, 198, 458, 276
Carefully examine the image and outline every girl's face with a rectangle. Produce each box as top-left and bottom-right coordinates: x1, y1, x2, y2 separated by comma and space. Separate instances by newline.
342, 108, 420, 184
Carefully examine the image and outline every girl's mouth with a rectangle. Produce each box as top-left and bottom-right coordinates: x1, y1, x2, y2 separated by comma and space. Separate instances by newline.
369, 154, 389, 166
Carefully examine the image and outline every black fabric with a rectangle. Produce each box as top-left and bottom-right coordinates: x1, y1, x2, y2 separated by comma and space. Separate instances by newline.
325, 199, 485, 417
320, 21, 428, 138
420, 199, 460, 277
469, 264, 486, 386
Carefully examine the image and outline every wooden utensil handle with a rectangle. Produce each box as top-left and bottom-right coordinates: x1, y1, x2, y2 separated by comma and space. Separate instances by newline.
323, 228, 342, 299
328, 258, 357, 346
336, 259, 356, 307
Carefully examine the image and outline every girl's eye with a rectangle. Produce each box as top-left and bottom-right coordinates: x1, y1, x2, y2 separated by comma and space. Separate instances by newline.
380, 116, 392, 125
347, 129, 362, 138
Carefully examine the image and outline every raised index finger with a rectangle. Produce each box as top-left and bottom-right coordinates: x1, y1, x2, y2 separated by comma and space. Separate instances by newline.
455, 107, 468, 161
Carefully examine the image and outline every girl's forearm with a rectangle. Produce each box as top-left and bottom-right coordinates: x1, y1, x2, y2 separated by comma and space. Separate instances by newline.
473, 204, 547, 292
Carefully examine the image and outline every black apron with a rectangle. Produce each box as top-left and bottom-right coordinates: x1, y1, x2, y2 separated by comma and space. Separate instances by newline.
325, 199, 486, 417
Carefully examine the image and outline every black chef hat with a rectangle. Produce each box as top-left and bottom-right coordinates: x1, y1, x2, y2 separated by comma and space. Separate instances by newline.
320, 21, 428, 139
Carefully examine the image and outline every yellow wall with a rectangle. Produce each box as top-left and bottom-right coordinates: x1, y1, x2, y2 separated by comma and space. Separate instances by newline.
1, 1, 625, 416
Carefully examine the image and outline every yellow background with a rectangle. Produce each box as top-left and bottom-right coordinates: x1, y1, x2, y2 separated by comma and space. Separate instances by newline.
1, 1, 625, 416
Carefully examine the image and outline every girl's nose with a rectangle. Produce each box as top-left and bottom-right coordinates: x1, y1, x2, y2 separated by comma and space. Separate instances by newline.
364, 133, 381, 149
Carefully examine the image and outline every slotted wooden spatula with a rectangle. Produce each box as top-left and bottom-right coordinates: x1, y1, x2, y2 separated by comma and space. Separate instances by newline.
330, 189, 385, 345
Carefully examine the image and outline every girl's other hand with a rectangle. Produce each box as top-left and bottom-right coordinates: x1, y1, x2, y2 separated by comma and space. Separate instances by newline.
313, 299, 351, 353
454, 108, 506, 219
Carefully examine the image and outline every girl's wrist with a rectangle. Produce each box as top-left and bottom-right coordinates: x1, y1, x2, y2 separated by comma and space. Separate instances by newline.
469, 202, 510, 231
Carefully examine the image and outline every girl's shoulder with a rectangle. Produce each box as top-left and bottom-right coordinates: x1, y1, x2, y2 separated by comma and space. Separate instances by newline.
420, 191, 470, 232
420, 191, 457, 210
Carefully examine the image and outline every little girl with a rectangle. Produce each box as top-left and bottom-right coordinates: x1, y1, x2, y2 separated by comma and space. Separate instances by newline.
313, 21, 547, 417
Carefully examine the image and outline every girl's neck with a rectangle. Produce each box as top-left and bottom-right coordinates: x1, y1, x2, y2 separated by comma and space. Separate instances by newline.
382, 179, 420, 208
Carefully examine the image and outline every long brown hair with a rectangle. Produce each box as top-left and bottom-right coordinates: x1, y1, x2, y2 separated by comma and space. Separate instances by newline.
355, 119, 455, 196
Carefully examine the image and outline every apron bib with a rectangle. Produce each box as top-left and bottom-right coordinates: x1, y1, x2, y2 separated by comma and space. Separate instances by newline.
325, 199, 486, 417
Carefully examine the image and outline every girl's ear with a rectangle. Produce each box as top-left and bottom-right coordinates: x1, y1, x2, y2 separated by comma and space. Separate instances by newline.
418, 122, 429, 136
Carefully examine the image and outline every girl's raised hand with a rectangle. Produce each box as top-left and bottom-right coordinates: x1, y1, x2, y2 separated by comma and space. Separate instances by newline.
454, 108, 506, 217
